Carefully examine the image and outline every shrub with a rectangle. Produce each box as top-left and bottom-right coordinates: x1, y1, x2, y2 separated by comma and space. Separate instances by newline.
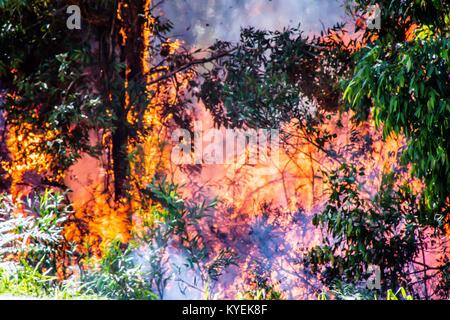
0, 190, 72, 276
306, 164, 437, 294
79, 240, 157, 300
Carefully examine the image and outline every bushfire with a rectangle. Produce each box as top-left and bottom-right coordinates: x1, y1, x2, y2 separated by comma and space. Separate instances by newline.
0, 0, 448, 301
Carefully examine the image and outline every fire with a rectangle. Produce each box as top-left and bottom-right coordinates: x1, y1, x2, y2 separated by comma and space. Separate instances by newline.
1, 120, 62, 200
173, 109, 408, 216
1, 1, 447, 300
86, 194, 130, 251
63, 0, 190, 251
117, 1, 128, 46
127, 1, 190, 214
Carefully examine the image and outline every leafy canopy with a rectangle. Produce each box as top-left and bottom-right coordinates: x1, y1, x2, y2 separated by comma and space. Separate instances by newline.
343, 0, 450, 217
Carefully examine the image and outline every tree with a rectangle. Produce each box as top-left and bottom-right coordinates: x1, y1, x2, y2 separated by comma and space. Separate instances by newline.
197, 2, 450, 298
199, 24, 354, 128
306, 0, 450, 298
343, 0, 450, 224
197, 24, 357, 168
0, 0, 224, 202
307, 164, 448, 298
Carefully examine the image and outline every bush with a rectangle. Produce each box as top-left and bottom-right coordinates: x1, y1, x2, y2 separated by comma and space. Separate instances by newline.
0, 190, 72, 276
0, 262, 56, 297
0, 181, 237, 300
307, 165, 425, 293
79, 240, 157, 300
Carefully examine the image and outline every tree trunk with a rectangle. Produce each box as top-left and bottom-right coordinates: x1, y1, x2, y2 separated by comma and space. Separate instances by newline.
111, 0, 147, 201
112, 114, 130, 200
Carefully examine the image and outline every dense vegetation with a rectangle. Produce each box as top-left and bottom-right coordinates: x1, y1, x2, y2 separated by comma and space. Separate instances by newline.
0, 0, 448, 299
198, 0, 450, 299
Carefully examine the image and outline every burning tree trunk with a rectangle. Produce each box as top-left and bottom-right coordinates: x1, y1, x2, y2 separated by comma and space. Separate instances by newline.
109, 0, 148, 201
0, 103, 10, 193
111, 114, 130, 201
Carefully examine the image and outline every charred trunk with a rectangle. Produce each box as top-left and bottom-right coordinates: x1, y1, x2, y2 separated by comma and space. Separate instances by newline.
110, 0, 147, 201
112, 113, 130, 201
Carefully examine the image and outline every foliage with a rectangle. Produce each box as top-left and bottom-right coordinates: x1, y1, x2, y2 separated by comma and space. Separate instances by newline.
197, 24, 358, 170
79, 240, 157, 300
327, 280, 377, 300
386, 287, 413, 301
199, 24, 354, 130
0, 190, 158, 299
343, 37, 450, 216
0, 0, 104, 178
237, 270, 284, 301
346, 0, 450, 44
305, 0, 450, 300
0, 190, 72, 275
317, 281, 413, 300
0, 260, 108, 299
0, 0, 448, 301
137, 177, 236, 298
343, 0, 450, 219
0, 262, 57, 298
307, 165, 424, 291
143, 177, 216, 239
0, 189, 157, 299
0, 180, 237, 299
0, 0, 216, 199
0, 189, 93, 299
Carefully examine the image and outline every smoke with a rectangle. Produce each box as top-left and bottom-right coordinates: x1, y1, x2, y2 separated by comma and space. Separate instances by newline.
137, 0, 356, 300
161, 0, 347, 46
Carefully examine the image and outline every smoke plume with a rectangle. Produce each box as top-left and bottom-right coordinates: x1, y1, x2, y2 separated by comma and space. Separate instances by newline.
161, 0, 346, 46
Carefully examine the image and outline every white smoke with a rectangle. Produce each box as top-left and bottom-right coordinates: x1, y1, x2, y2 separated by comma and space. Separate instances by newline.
161, 0, 347, 46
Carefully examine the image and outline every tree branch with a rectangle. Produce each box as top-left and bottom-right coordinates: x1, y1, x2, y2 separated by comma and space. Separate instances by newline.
147, 49, 235, 86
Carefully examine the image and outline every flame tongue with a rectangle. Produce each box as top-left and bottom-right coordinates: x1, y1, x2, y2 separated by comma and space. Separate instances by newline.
63, 0, 188, 250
